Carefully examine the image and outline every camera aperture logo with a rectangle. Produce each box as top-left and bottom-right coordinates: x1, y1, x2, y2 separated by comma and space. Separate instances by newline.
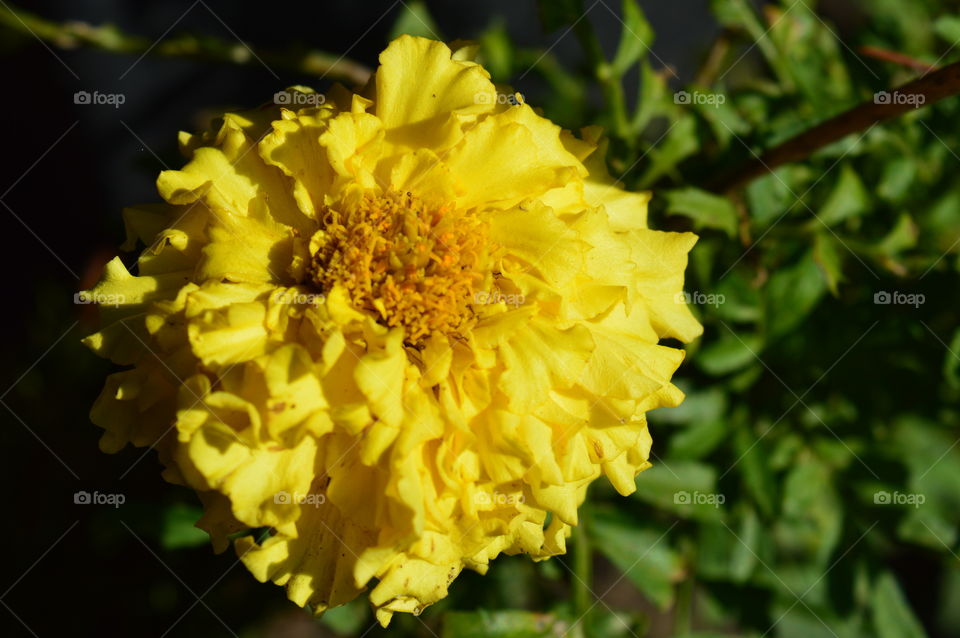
675, 291, 725, 307
674, 90, 726, 107
874, 91, 925, 108
274, 91, 326, 106
74, 291, 126, 307
874, 490, 925, 508
74, 90, 126, 108
275, 290, 326, 306
74, 490, 125, 508
274, 490, 326, 507
674, 490, 725, 508
873, 290, 924, 308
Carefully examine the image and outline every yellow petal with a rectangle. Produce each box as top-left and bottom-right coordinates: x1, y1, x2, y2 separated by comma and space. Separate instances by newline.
374, 35, 495, 132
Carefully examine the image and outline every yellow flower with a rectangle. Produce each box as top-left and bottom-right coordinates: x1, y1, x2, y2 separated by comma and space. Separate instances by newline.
83, 35, 702, 625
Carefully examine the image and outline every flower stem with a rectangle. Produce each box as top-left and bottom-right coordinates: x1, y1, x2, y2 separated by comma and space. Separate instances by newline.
0, 3, 372, 86
673, 573, 694, 635
572, 505, 593, 630
572, 17, 630, 140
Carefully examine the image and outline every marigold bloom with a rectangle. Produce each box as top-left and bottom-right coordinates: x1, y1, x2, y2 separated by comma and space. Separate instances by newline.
83, 35, 702, 625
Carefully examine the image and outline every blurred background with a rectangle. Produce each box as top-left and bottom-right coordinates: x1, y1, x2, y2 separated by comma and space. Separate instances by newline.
2, 0, 960, 636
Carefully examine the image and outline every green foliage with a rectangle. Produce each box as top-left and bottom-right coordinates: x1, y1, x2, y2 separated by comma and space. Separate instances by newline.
442, 610, 568, 638
457, 0, 960, 636
664, 187, 740, 238
388, 0, 441, 40
159, 502, 209, 549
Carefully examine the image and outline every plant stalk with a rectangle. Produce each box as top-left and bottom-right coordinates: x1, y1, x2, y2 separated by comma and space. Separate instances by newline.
0, 3, 372, 86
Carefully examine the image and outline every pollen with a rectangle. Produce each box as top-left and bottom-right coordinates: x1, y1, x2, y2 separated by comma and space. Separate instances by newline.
307, 189, 487, 344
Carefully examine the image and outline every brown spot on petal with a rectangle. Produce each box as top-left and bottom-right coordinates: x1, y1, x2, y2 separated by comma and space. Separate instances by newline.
592, 439, 604, 459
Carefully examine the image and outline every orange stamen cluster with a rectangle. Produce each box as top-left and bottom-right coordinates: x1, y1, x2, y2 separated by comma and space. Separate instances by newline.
308, 190, 486, 344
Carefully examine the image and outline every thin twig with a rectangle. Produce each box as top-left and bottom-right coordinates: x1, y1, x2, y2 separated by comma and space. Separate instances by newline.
693, 30, 732, 88
711, 60, 960, 193
858, 46, 937, 73
0, 3, 372, 87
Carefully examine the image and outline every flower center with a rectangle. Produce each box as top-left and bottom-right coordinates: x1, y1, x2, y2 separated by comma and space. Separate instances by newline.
307, 189, 487, 344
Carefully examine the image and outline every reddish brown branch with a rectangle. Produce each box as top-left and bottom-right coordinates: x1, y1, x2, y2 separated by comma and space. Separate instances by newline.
858, 46, 937, 73
711, 60, 960, 193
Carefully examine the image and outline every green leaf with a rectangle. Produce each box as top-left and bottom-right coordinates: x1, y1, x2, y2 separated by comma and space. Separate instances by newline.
584, 609, 648, 638
729, 508, 762, 582
478, 21, 514, 81
632, 460, 723, 521
934, 15, 960, 46
871, 572, 929, 638
874, 213, 918, 256
590, 508, 682, 609
769, 2, 854, 108
694, 92, 750, 149
764, 251, 827, 340
442, 610, 566, 638
815, 163, 870, 227
708, 0, 793, 89
669, 419, 728, 460
388, 0, 440, 39
631, 60, 673, 134
714, 272, 762, 323
638, 115, 699, 187
696, 509, 762, 583
777, 457, 842, 566
813, 232, 845, 296
867, 0, 935, 55
923, 189, 960, 256
696, 331, 762, 376
772, 602, 851, 638
159, 503, 209, 550
733, 418, 777, 517
663, 187, 739, 238
610, 0, 653, 77
320, 597, 369, 635
746, 166, 810, 227
878, 156, 917, 204
891, 417, 960, 550
649, 387, 727, 425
